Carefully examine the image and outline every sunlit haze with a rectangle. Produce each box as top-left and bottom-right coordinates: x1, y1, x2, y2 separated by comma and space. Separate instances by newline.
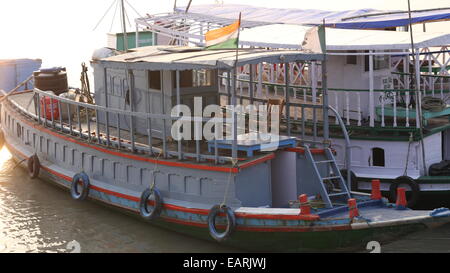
0, 0, 448, 87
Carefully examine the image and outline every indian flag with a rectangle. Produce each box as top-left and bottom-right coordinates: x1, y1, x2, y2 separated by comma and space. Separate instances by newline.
205, 18, 241, 50
302, 25, 326, 54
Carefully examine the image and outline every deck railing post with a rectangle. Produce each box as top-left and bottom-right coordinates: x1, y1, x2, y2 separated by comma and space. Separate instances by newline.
404, 54, 410, 127
231, 68, 238, 161
67, 103, 73, 135
128, 69, 136, 152
227, 71, 231, 105
86, 106, 91, 142
104, 68, 111, 146
322, 57, 329, 141
43, 94, 47, 127
176, 70, 183, 161
415, 51, 421, 128
285, 62, 291, 137
50, 95, 55, 128
77, 105, 82, 139
249, 64, 254, 105
369, 51, 375, 127
36, 92, 42, 125
58, 101, 63, 132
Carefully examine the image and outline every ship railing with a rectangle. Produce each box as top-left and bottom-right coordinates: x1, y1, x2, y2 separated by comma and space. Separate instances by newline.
392, 72, 450, 99
11, 88, 247, 165
222, 74, 450, 132
218, 87, 354, 189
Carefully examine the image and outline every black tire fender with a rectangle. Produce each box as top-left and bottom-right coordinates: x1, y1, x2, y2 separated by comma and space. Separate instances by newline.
139, 188, 163, 221
71, 172, 90, 201
27, 154, 40, 179
389, 176, 421, 208
207, 205, 236, 242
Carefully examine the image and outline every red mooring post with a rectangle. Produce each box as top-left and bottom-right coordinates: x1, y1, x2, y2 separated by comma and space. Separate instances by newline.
396, 188, 407, 210
371, 179, 382, 200
348, 199, 359, 218
299, 194, 311, 215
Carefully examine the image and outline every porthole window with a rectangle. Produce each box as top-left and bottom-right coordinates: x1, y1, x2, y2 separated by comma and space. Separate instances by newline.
372, 147, 385, 167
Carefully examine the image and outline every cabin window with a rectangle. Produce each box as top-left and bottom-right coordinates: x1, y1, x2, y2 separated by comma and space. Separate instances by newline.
175, 70, 215, 88
372, 147, 385, 167
364, 51, 389, 71
346, 51, 357, 65
148, 71, 162, 90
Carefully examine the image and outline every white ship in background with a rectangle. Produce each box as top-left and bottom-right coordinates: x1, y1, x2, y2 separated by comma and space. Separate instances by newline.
135, 3, 450, 207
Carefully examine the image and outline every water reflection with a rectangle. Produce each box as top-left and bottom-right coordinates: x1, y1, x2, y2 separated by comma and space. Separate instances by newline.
0, 147, 238, 253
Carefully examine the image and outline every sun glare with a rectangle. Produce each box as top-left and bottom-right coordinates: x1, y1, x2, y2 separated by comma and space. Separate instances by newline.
0, 147, 12, 169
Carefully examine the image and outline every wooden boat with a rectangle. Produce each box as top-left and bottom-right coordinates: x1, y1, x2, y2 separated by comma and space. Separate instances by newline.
1, 46, 450, 252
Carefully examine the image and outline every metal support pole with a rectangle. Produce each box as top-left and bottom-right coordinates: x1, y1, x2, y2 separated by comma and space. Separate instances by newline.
231, 69, 238, 161
284, 63, 291, 137
121, 0, 129, 51
249, 64, 254, 105
128, 69, 135, 152
104, 68, 111, 146
369, 51, 375, 127
322, 60, 330, 141
136, 23, 140, 48
176, 70, 183, 161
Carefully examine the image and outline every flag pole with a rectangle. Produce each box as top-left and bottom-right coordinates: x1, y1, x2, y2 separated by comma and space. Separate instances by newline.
407, 0, 427, 176
322, 19, 329, 141
234, 12, 242, 70
231, 13, 242, 163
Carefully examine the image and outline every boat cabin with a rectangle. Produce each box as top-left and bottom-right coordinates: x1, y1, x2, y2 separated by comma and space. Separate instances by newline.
134, 10, 450, 183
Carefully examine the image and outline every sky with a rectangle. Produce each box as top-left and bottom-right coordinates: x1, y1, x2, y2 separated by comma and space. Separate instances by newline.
0, 0, 449, 86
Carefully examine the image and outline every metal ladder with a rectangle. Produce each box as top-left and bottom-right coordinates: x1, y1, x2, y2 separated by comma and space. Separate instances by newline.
304, 145, 352, 208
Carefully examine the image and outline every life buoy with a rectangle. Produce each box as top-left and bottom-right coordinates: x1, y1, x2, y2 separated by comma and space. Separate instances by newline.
71, 172, 90, 201
207, 205, 236, 242
139, 188, 163, 221
27, 154, 40, 179
340, 169, 358, 191
389, 176, 420, 208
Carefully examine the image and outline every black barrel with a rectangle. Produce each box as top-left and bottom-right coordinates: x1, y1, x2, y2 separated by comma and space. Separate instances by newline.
33, 67, 68, 95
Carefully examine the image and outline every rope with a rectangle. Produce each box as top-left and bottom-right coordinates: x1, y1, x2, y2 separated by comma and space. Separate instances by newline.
11, 158, 27, 172
421, 96, 446, 112
221, 158, 238, 208
403, 132, 414, 177
149, 150, 163, 191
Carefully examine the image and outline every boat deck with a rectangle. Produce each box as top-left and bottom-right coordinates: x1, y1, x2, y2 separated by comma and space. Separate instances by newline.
6, 91, 280, 167
328, 205, 431, 221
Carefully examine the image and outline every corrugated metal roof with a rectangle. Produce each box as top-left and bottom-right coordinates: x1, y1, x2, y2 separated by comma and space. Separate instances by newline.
99, 46, 324, 71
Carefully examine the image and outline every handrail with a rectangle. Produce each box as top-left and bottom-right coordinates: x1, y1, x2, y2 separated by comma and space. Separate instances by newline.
327, 105, 353, 191
218, 75, 432, 93
8, 89, 238, 164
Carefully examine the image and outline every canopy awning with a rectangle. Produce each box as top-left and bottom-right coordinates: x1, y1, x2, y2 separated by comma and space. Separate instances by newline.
176, 4, 450, 29
99, 46, 324, 71
240, 24, 450, 51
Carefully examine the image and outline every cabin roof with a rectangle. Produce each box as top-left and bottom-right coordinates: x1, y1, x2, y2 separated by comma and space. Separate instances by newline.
98, 46, 324, 71
175, 4, 450, 29
240, 24, 450, 51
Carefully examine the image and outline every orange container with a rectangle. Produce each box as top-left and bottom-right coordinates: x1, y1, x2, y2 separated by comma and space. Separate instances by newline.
40, 97, 60, 120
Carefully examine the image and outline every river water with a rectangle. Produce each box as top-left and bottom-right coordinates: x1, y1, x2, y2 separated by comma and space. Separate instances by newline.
0, 146, 449, 253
